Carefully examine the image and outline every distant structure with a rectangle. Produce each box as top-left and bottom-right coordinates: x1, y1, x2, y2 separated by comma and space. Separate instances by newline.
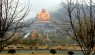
31, 30, 39, 40
44, 33, 50, 45
27, 9, 61, 46
36, 9, 50, 22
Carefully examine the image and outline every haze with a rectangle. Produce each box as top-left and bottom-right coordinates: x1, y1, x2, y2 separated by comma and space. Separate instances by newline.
20, 0, 95, 20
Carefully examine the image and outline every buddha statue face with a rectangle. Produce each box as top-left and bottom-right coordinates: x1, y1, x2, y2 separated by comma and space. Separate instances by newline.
42, 9, 46, 13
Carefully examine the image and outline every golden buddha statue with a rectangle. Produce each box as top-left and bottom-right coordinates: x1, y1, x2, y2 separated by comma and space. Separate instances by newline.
31, 30, 38, 39
37, 9, 50, 21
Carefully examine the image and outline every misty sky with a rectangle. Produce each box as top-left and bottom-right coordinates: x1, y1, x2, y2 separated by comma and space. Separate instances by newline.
20, 0, 95, 20
20, 0, 61, 20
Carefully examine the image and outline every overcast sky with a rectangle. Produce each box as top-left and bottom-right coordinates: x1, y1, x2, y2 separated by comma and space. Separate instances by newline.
20, 0, 95, 20
20, 0, 61, 20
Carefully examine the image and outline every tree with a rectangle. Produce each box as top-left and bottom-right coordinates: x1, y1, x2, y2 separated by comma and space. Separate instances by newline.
0, 0, 32, 52
61, 0, 95, 55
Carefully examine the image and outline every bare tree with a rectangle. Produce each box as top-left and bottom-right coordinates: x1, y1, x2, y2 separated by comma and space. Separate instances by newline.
0, 0, 33, 52
61, 0, 95, 55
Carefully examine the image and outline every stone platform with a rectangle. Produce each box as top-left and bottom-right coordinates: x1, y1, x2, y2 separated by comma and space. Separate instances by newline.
4, 45, 81, 50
